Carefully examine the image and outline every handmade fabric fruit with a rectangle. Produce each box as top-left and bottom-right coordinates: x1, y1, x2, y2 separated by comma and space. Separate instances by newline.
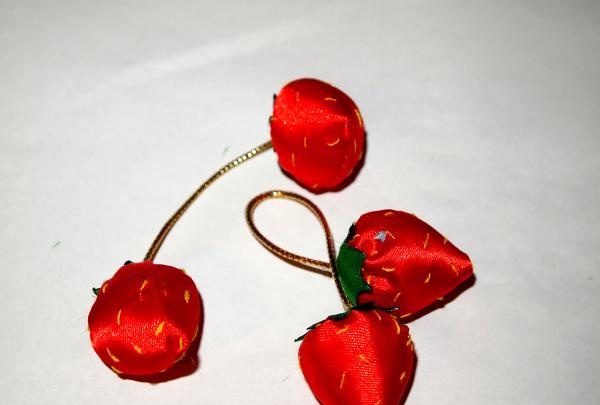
88, 261, 202, 377
298, 308, 415, 405
336, 210, 473, 318
86, 78, 367, 381
270, 78, 365, 192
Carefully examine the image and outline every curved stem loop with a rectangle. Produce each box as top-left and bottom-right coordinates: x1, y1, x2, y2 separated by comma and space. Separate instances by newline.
245, 190, 350, 307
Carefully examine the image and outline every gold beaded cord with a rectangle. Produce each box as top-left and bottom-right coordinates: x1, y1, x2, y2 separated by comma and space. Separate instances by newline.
144, 140, 273, 261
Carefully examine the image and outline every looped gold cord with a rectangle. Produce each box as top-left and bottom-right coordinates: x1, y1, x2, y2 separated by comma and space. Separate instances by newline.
144, 140, 273, 261
245, 190, 350, 307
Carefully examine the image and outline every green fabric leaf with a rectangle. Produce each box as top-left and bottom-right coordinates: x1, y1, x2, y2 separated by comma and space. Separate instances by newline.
336, 225, 370, 307
294, 310, 353, 342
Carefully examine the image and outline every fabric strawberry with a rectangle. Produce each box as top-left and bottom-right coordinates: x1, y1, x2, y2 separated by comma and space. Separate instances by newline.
88, 261, 203, 377
270, 78, 365, 192
336, 210, 473, 318
298, 308, 415, 405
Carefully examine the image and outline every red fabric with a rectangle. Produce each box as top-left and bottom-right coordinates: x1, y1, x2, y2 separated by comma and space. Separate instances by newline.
88, 261, 202, 377
299, 309, 415, 405
270, 78, 365, 192
348, 210, 473, 317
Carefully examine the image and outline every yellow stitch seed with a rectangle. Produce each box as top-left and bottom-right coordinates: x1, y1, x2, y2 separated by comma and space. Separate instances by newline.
352, 233, 360, 240
312, 183, 319, 189
303, 136, 308, 148
400, 313, 412, 319
193, 325, 199, 340
382, 266, 395, 273
324, 97, 337, 102
184, 290, 190, 303
155, 321, 165, 336
394, 291, 402, 302
393, 319, 401, 335
365, 275, 373, 285
384, 211, 394, 216
292, 152, 296, 167
406, 335, 412, 346
339, 372, 346, 390
327, 137, 340, 147
354, 109, 363, 127
116, 309, 122, 325
443, 238, 448, 245
374, 311, 382, 321
180, 268, 187, 274
102, 283, 107, 294
353, 138, 357, 154
140, 279, 149, 292
423, 232, 430, 249
372, 249, 378, 255
425, 272, 431, 284
110, 366, 123, 374
336, 325, 349, 335
133, 344, 142, 354
386, 231, 396, 240
106, 348, 120, 363
400, 371, 406, 381
179, 337, 184, 351
375, 401, 382, 405
452, 265, 459, 276
358, 354, 370, 364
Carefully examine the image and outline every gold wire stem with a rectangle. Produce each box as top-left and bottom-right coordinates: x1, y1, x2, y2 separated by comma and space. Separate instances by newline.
245, 190, 350, 308
144, 140, 273, 262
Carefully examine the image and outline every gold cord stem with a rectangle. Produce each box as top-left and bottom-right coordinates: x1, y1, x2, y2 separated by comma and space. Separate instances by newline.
144, 140, 273, 261
245, 190, 350, 307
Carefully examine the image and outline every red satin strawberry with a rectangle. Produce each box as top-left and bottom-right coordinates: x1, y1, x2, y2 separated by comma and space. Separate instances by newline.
298, 308, 415, 405
336, 210, 473, 318
88, 261, 203, 377
270, 78, 365, 192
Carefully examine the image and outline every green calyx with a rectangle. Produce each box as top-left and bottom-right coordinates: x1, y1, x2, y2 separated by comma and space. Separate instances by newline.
294, 304, 379, 341
335, 224, 370, 307
294, 226, 371, 342
294, 310, 351, 342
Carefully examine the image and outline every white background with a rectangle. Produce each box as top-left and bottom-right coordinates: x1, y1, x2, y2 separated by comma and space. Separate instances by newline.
1, 1, 598, 404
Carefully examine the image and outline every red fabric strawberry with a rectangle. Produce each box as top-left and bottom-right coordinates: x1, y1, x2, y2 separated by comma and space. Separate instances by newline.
270, 78, 365, 192
336, 210, 473, 318
298, 308, 415, 405
88, 261, 203, 377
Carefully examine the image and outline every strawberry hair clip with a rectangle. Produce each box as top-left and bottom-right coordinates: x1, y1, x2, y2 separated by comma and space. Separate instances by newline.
87, 78, 366, 380
245, 190, 474, 405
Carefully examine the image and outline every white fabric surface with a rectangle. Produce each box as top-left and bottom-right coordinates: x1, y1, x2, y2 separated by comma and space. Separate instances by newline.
1, 1, 598, 404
